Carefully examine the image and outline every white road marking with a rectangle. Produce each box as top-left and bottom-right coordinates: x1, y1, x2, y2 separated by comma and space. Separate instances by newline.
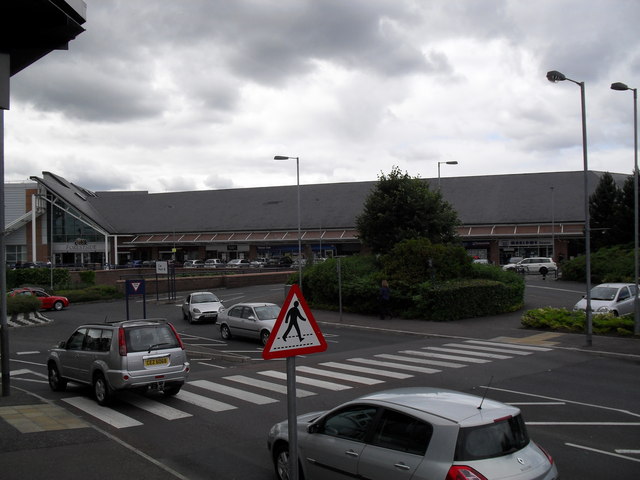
259, 370, 351, 391
380, 353, 466, 368
119, 392, 192, 420
11, 368, 48, 379
224, 374, 316, 397
319, 361, 413, 379
425, 346, 512, 359
466, 340, 552, 351
566, 443, 640, 463
175, 390, 236, 412
189, 380, 278, 404
16, 351, 40, 355
445, 343, 532, 355
63, 397, 143, 429
616, 449, 640, 454
507, 402, 566, 406
529, 422, 640, 426
348, 357, 441, 374
296, 366, 384, 385
417, 350, 491, 364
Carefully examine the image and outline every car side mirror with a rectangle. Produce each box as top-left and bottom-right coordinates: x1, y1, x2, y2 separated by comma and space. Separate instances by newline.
307, 423, 320, 434
58, 340, 67, 349
248, 315, 256, 321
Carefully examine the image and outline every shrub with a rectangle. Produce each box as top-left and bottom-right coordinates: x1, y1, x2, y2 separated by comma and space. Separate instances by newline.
7, 295, 41, 315
7, 268, 71, 290
78, 270, 96, 286
560, 245, 635, 283
57, 285, 122, 303
521, 307, 635, 336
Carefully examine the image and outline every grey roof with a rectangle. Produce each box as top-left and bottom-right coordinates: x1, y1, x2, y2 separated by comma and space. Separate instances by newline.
30, 170, 629, 236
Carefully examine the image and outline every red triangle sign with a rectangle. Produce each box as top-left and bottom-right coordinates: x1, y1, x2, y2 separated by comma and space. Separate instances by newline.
262, 284, 327, 360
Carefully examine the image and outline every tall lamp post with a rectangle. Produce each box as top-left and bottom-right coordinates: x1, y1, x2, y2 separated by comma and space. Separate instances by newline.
611, 81, 639, 336
546, 70, 593, 346
437, 160, 458, 187
274, 155, 302, 290
274, 153, 302, 480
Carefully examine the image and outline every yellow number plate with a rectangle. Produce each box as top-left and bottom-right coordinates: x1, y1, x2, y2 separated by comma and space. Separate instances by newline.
144, 357, 169, 367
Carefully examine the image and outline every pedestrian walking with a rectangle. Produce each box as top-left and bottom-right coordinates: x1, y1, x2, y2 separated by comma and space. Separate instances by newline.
379, 279, 391, 319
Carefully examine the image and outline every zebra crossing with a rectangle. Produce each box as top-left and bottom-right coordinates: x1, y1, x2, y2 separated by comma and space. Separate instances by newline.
58, 339, 552, 429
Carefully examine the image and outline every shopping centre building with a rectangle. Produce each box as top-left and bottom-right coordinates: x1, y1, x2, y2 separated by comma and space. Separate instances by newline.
5, 170, 628, 268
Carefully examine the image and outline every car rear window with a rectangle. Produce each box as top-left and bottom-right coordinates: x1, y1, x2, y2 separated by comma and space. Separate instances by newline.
125, 325, 180, 353
454, 414, 529, 461
255, 305, 281, 320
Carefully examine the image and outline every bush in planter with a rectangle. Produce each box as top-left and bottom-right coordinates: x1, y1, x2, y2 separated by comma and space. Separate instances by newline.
57, 285, 122, 303
7, 295, 41, 315
521, 307, 635, 336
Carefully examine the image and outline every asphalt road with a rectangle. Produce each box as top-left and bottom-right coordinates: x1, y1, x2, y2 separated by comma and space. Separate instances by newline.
3, 276, 639, 479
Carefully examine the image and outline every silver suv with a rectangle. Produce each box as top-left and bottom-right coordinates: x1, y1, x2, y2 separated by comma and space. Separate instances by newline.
47, 319, 190, 405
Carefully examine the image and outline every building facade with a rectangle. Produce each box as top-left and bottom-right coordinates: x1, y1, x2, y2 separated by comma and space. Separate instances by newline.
4, 170, 628, 268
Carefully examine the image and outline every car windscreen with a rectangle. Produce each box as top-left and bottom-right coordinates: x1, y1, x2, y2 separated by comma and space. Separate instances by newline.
254, 305, 281, 320
454, 414, 529, 461
590, 287, 618, 301
125, 325, 179, 353
192, 293, 219, 303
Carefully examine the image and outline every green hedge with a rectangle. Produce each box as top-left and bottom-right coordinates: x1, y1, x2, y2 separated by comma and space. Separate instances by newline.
560, 245, 635, 283
301, 252, 524, 320
57, 285, 122, 303
7, 268, 71, 290
7, 295, 41, 315
522, 307, 635, 336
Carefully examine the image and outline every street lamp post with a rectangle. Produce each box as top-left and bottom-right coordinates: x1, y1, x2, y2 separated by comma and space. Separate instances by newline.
611, 81, 639, 336
546, 70, 593, 346
437, 161, 458, 187
274, 154, 302, 480
274, 155, 302, 291
550, 186, 555, 261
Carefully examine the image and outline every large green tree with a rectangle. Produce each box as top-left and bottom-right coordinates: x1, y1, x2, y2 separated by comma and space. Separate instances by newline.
590, 172, 622, 250
355, 166, 460, 254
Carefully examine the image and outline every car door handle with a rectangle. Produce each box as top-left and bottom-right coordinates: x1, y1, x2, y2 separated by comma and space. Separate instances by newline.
394, 462, 411, 471
345, 449, 359, 458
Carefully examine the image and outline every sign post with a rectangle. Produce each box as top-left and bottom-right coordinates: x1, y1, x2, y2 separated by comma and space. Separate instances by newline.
125, 279, 146, 320
262, 284, 327, 480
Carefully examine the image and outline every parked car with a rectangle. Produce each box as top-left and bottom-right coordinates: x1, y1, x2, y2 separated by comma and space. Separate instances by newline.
183, 260, 204, 268
9, 287, 69, 311
502, 257, 557, 275
181, 291, 224, 323
204, 258, 225, 268
573, 282, 637, 316
218, 302, 281, 346
226, 258, 250, 268
47, 319, 190, 405
267, 387, 558, 480
250, 257, 267, 268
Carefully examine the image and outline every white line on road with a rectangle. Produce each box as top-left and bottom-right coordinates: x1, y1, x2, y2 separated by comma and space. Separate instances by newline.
381, 353, 467, 368
16, 351, 40, 355
63, 397, 143, 429
566, 443, 640, 463
175, 390, 237, 412
466, 340, 552, 351
507, 402, 566, 406
418, 349, 491, 364
319, 362, 413, 379
259, 370, 351, 391
119, 392, 192, 420
445, 343, 532, 355
424, 346, 512, 360
225, 374, 316, 397
297, 366, 384, 385
189, 380, 278, 404
349, 357, 441, 374
529, 422, 640, 426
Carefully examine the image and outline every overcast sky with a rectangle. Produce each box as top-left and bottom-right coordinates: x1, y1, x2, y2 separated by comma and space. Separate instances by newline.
6, 0, 640, 193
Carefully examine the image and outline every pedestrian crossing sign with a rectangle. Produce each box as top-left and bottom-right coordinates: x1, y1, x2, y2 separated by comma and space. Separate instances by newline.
262, 284, 327, 360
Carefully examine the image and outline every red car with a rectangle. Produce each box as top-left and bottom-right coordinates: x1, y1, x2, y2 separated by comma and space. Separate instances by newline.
9, 287, 69, 311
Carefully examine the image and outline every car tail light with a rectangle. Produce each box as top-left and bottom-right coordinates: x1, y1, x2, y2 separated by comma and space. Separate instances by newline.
445, 466, 488, 480
118, 327, 127, 356
536, 442, 555, 465
168, 323, 185, 350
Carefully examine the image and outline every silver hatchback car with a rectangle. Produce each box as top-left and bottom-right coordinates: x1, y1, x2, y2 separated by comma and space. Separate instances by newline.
47, 319, 190, 406
218, 302, 281, 346
182, 291, 225, 323
268, 387, 558, 480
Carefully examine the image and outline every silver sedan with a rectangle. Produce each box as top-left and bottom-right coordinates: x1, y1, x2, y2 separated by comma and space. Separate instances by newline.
218, 302, 281, 346
267, 387, 558, 480
181, 291, 224, 324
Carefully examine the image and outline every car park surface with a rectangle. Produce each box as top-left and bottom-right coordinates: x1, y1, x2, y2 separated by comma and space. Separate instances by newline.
181, 291, 225, 323
573, 282, 637, 316
218, 302, 280, 346
9, 287, 69, 311
267, 387, 558, 480
46, 319, 190, 406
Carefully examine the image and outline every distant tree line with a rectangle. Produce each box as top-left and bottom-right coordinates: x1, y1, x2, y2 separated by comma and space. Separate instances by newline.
589, 172, 637, 251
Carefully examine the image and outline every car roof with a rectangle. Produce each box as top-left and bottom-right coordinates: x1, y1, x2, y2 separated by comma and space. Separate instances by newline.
355, 387, 519, 426
228, 302, 279, 308
79, 318, 169, 328
594, 283, 634, 288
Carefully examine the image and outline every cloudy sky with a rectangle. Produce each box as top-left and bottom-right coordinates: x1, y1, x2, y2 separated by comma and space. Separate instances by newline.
6, 0, 640, 193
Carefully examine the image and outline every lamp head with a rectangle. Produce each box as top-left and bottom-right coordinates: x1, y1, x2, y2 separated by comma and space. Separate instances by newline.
446, 161, 458, 165
611, 82, 630, 91
546, 70, 566, 83
274, 155, 290, 160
